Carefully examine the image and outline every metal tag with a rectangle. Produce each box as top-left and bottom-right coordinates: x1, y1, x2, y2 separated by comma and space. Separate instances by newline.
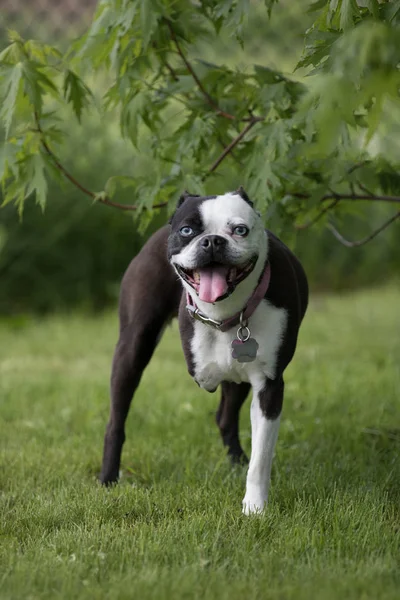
231, 315, 259, 364
231, 338, 259, 362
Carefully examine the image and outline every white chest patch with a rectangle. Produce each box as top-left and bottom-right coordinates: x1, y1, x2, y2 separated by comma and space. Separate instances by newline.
191, 300, 287, 391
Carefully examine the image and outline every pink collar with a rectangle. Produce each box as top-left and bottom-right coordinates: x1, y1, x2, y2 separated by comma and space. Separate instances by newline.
186, 261, 271, 332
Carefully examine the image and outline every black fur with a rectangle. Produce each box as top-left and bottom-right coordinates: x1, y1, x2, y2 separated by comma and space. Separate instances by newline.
216, 381, 250, 464
100, 227, 181, 485
259, 377, 284, 420
100, 199, 308, 485
235, 186, 254, 207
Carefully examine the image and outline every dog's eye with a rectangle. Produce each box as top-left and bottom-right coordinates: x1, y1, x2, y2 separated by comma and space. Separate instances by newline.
233, 225, 249, 237
180, 226, 194, 237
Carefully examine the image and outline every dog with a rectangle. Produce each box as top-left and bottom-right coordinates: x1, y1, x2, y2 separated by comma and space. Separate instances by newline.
100, 188, 308, 514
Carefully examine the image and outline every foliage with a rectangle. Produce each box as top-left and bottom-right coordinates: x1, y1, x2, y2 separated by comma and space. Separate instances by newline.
0, 0, 399, 246
0, 112, 159, 313
0, 113, 398, 316
1, 287, 400, 598
294, 201, 400, 290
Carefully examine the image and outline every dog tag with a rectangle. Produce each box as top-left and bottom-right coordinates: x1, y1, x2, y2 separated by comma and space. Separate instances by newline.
231, 338, 259, 363
231, 323, 259, 363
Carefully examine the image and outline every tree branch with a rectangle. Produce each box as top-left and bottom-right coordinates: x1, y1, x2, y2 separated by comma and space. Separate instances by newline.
34, 113, 167, 212
290, 190, 400, 204
164, 60, 179, 82
347, 161, 368, 174
34, 102, 400, 244
165, 20, 236, 121
208, 118, 260, 173
33, 108, 260, 214
295, 198, 341, 230
155, 48, 179, 81
327, 210, 400, 247
357, 181, 375, 197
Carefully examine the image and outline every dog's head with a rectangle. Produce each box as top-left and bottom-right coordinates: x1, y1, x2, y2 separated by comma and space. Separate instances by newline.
167, 188, 267, 304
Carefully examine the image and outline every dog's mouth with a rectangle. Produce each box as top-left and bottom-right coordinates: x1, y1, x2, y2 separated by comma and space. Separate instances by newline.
176, 256, 257, 303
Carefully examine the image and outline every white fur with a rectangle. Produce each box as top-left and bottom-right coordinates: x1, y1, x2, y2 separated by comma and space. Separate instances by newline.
191, 301, 287, 515
191, 300, 287, 390
172, 193, 268, 320
173, 192, 287, 515
242, 396, 280, 515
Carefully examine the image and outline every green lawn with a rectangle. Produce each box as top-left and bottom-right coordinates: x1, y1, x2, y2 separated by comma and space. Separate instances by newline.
1, 286, 399, 600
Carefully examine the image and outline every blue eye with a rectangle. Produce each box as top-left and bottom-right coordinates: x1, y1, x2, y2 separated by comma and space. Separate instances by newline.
233, 225, 249, 237
180, 226, 194, 237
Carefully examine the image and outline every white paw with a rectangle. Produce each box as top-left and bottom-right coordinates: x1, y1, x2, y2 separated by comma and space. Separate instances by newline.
242, 490, 268, 516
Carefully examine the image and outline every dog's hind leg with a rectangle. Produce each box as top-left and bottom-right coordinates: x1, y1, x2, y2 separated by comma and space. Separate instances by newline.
100, 226, 181, 486
100, 317, 167, 485
216, 381, 250, 465
242, 376, 284, 515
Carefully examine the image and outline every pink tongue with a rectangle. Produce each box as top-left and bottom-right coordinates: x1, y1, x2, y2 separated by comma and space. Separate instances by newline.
198, 265, 229, 303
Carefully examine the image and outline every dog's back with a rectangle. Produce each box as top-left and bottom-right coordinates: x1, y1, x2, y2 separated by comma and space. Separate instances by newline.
118, 225, 181, 330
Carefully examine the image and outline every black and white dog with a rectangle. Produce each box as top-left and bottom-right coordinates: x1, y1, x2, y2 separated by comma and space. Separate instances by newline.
101, 188, 308, 514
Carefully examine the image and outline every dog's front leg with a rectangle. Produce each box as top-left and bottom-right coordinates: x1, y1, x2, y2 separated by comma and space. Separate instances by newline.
216, 381, 250, 465
242, 376, 284, 515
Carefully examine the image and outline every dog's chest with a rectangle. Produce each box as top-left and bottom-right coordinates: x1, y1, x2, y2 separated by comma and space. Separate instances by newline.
190, 300, 287, 390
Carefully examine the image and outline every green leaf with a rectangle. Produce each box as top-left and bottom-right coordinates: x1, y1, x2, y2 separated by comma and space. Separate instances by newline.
254, 65, 288, 85
7, 29, 24, 44
307, 0, 329, 13
385, 0, 400, 23
296, 31, 339, 70
22, 61, 59, 111
63, 70, 92, 122
339, 0, 358, 31
0, 39, 24, 64
264, 0, 279, 18
24, 40, 63, 64
0, 142, 18, 182
0, 0, 399, 246
245, 145, 280, 203
2, 178, 24, 212
266, 121, 291, 159
136, 208, 154, 235
378, 167, 400, 195
0, 62, 23, 136
120, 90, 149, 147
141, 0, 159, 50
182, 174, 205, 197
364, 0, 379, 19
104, 175, 137, 198
329, 0, 339, 13
26, 153, 48, 210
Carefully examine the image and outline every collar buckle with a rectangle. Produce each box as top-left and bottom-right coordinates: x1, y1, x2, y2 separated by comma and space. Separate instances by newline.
186, 304, 223, 330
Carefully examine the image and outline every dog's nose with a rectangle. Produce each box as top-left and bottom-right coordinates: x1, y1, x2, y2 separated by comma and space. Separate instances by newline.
201, 235, 226, 251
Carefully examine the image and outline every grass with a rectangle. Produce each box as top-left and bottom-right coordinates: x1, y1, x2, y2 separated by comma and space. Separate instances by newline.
1, 286, 399, 600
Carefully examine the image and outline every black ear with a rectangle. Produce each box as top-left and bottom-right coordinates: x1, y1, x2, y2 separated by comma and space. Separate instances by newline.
168, 190, 199, 224
177, 190, 192, 209
235, 185, 254, 207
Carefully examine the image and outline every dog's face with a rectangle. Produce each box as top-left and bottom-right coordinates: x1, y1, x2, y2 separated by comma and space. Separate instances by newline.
168, 189, 266, 304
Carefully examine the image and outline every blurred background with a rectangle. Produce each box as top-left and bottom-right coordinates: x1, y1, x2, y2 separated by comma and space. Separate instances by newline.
0, 0, 398, 315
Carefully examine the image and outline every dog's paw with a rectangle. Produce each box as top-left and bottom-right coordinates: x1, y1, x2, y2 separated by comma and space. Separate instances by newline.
242, 487, 268, 515
230, 451, 249, 467
99, 470, 121, 487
